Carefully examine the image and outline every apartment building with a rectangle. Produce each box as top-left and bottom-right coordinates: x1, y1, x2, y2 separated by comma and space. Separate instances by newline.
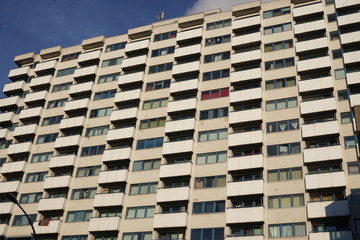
0, 0, 359, 239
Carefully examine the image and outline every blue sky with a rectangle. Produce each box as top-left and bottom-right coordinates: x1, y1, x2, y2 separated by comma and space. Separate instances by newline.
0, 0, 248, 97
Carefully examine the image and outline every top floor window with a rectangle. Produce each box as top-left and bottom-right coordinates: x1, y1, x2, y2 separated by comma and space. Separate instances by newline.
105, 42, 126, 52
61, 52, 80, 62
263, 7, 291, 19
154, 31, 177, 42
206, 19, 231, 30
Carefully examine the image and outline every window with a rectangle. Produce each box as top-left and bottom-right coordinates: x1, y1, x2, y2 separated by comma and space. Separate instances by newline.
143, 98, 168, 110
267, 119, 299, 133
36, 133, 58, 144
136, 137, 163, 150
146, 79, 170, 91
341, 112, 353, 124
93, 89, 116, 101
123, 232, 152, 240
106, 42, 126, 52
140, 117, 166, 129
71, 188, 97, 200
332, 49, 343, 59
352, 189, 360, 203
90, 107, 112, 118
102, 57, 123, 67
126, 206, 155, 219
265, 58, 294, 70
196, 151, 227, 165
348, 162, 360, 174
19, 192, 42, 204
148, 62, 173, 74
94, 236, 117, 240
335, 69, 346, 79
133, 159, 160, 171
325, 0, 334, 5
42, 115, 63, 126
204, 51, 230, 63
76, 166, 101, 177
200, 107, 228, 120
338, 90, 350, 100
328, 13, 337, 22
61, 52, 80, 62
25, 171, 48, 183
264, 40, 293, 52
344, 136, 357, 148
330, 31, 339, 40
31, 152, 53, 163
66, 210, 92, 222
194, 175, 226, 188
0, 158, 5, 167
268, 194, 304, 208
62, 235, 88, 240
13, 214, 37, 226
151, 46, 175, 57
56, 67, 76, 77
203, 69, 230, 81
129, 182, 157, 195
198, 129, 228, 142
193, 201, 225, 214
266, 77, 296, 90
264, 23, 292, 35
356, 219, 360, 234
205, 35, 231, 46
207, 19, 231, 30
47, 98, 67, 109
0, 140, 11, 149
85, 126, 109, 137
266, 97, 297, 111
202, 88, 229, 100
267, 142, 301, 156
81, 145, 105, 156
98, 73, 120, 84
269, 223, 306, 238
268, 167, 302, 182
263, 7, 291, 18
52, 82, 72, 92
154, 31, 177, 41
191, 228, 224, 240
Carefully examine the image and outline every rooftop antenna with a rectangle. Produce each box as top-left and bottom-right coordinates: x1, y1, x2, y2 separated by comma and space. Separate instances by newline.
156, 11, 164, 21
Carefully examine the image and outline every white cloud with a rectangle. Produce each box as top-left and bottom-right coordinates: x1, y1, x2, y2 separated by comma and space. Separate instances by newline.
186, 0, 252, 14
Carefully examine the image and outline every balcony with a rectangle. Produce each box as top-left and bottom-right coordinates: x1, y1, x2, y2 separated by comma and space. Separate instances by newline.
33, 220, 61, 235
43, 176, 72, 189
73, 65, 98, 79
231, 50, 261, 65
110, 107, 138, 123
3, 81, 25, 95
153, 212, 188, 228
297, 56, 331, 72
102, 147, 132, 163
0, 96, 20, 110
309, 231, 353, 240
19, 107, 43, 121
338, 12, 360, 27
300, 97, 336, 115
59, 116, 86, 130
1, 161, 27, 175
124, 39, 150, 53
0, 129, 8, 139
118, 72, 144, 86
341, 31, 360, 46
347, 71, 360, 85
82, 36, 104, 50
167, 98, 197, 113
7, 142, 32, 156
303, 145, 342, 164
228, 154, 263, 172
157, 187, 190, 202
232, 32, 261, 47
159, 162, 192, 178
0, 202, 14, 215
40, 46, 62, 59
114, 89, 141, 104
64, 98, 90, 113
93, 193, 125, 208
98, 169, 128, 185
177, 28, 202, 42
14, 52, 35, 66
305, 171, 346, 190
54, 135, 81, 150
13, 124, 38, 138
0, 224, 7, 236
69, 82, 93, 96
37, 197, 66, 212
229, 108, 262, 125
174, 44, 201, 59
233, 15, 260, 30
88, 217, 121, 233
34, 60, 57, 73
24, 90, 48, 105
172, 61, 200, 76
170, 79, 198, 94
29, 75, 53, 89
162, 139, 194, 155
121, 55, 147, 70
229, 130, 262, 147
227, 180, 263, 197
294, 19, 326, 35
231, 68, 261, 83
301, 121, 339, 138
0, 112, 14, 124
295, 37, 328, 53
106, 127, 135, 142
49, 154, 76, 169
128, 24, 152, 39
298, 76, 333, 93
343, 50, 360, 65
230, 88, 261, 103
77, 50, 101, 64
350, 94, 360, 107
293, 3, 323, 18
226, 207, 264, 224
307, 200, 349, 218
165, 118, 195, 133
0, 181, 21, 193
8, 66, 31, 80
